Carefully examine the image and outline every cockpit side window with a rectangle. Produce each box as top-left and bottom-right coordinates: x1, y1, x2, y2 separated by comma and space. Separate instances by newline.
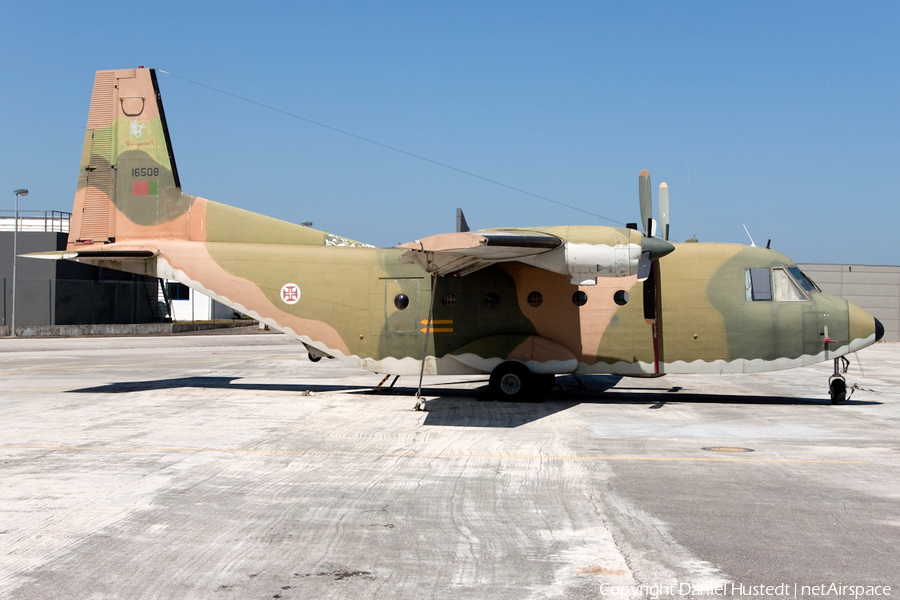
772, 268, 806, 301
746, 268, 772, 301
787, 266, 820, 292
747, 267, 811, 302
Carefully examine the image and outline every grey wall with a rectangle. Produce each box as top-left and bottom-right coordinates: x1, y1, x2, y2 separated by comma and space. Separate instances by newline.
0, 232, 65, 326
1, 231, 165, 327
0, 231, 64, 278
799, 264, 900, 343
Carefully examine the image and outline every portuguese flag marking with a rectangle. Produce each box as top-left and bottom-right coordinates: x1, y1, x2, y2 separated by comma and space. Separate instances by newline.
132, 181, 159, 196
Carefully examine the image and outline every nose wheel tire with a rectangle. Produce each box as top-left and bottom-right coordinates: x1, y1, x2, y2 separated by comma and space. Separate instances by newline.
489, 362, 540, 402
829, 377, 846, 405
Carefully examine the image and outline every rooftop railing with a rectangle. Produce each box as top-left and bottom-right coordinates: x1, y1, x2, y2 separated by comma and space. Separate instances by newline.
0, 210, 71, 233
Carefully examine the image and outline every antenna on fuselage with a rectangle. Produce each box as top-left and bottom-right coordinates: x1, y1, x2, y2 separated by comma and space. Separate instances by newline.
686, 161, 698, 242
742, 224, 757, 247
456, 208, 469, 233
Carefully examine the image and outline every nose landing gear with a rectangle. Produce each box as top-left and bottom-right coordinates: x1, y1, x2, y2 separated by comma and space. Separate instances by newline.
828, 356, 850, 404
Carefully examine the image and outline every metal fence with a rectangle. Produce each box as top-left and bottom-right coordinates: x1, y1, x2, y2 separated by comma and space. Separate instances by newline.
0, 210, 71, 233
2, 278, 168, 326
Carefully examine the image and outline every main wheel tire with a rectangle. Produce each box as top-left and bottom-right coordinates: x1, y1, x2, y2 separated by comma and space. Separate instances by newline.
308, 352, 322, 363
489, 362, 537, 402
830, 378, 846, 405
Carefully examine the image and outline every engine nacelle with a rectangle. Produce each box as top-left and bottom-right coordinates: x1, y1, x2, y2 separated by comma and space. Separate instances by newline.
520, 243, 642, 285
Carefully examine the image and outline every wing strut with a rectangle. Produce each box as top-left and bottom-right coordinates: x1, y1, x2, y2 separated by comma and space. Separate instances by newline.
414, 272, 438, 411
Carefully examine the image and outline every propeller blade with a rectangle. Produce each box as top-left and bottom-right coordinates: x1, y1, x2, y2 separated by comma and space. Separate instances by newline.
659, 182, 669, 241
637, 250, 652, 281
643, 268, 657, 322
639, 170, 652, 236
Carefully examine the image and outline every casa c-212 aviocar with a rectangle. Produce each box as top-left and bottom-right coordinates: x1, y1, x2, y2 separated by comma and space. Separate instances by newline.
35, 67, 885, 408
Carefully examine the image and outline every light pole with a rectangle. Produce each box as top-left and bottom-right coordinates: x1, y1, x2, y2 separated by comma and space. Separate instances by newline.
11, 189, 28, 337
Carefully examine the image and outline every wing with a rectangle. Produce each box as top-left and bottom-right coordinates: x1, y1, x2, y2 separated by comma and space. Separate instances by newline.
396, 230, 562, 276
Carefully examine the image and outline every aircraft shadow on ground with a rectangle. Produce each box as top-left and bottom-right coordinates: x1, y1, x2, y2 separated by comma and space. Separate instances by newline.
68, 374, 879, 428
69, 376, 363, 395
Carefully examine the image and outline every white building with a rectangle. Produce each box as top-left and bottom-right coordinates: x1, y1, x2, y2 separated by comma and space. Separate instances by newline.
164, 281, 239, 322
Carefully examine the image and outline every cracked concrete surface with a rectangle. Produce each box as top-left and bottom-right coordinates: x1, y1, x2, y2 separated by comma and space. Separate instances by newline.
0, 335, 897, 599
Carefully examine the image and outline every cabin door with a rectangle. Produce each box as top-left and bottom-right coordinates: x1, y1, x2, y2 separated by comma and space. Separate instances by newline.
384, 278, 422, 336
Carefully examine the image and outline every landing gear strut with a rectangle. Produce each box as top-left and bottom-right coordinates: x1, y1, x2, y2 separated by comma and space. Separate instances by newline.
828, 356, 850, 405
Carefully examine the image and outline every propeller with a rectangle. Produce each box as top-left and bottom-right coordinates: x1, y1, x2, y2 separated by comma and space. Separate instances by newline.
638, 236, 674, 277
636, 170, 675, 281
636, 170, 676, 368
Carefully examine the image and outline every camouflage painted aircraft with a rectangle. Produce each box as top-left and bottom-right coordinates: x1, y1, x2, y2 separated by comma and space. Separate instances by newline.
38, 68, 885, 407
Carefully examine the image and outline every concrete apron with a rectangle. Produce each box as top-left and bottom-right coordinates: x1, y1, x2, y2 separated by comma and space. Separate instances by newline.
0, 321, 257, 337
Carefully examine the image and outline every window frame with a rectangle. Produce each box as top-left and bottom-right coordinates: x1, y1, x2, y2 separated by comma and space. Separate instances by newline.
771, 267, 808, 302
746, 268, 773, 302
166, 281, 191, 301
787, 266, 820, 293
746, 267, 811, 302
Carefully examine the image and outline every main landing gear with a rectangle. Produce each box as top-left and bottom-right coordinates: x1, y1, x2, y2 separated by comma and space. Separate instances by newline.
303, 342, 333, 363
488, 361, 554, 402
828, 356, 851, 405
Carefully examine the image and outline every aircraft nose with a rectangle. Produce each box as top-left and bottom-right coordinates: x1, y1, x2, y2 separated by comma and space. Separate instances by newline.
848, 303, 880, 351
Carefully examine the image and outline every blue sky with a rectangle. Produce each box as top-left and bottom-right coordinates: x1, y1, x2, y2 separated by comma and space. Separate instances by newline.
2, 1, 897, 264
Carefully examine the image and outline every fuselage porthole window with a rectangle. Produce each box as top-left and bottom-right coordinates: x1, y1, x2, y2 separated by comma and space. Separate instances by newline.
485, 292, 501, 308
394, 293, 410, 310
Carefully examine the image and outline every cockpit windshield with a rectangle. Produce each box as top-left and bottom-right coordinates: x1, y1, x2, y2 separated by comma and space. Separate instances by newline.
787, 266, 820, 292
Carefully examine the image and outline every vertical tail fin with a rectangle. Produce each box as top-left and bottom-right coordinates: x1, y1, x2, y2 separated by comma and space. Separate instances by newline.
69, 67, 189, 248
69, 67, 372, 250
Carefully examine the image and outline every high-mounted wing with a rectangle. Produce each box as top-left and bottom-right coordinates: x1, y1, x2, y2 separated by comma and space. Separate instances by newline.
397, 230, 562, 277
398, 227, 674, 285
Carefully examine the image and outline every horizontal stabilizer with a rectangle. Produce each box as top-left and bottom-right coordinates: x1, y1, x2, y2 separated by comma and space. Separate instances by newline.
22, 249, 157, 261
